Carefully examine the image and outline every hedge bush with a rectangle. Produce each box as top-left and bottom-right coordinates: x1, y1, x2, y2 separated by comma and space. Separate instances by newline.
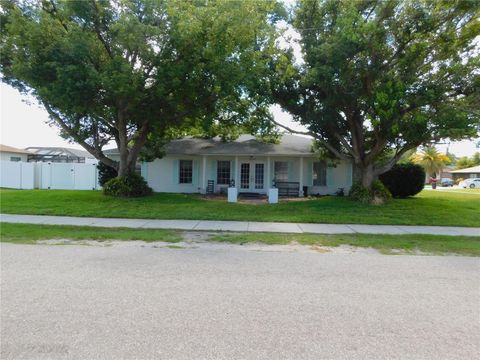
379, 163, 425, 198
97, 162, 118, 186
349, 180, 392, 204
103, 173, 152, 197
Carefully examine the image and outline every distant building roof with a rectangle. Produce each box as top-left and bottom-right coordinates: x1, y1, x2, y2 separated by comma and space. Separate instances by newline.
25, 146, 94, 159
450, 165, 480, 174
104, 134, 315, 156
0, 144, 33, 155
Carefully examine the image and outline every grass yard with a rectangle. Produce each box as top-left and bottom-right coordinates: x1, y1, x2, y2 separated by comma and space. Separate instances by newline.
0, 188, 479, 227
1, 223, 479, 256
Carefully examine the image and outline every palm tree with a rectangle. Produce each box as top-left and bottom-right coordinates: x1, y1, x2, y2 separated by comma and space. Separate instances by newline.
410, 147, 449, 180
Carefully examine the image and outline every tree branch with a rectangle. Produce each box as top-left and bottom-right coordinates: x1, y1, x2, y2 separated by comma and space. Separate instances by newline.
44, 103, 118, 170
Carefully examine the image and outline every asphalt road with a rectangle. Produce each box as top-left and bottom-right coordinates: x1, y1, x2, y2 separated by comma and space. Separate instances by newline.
1, 242, 479, 359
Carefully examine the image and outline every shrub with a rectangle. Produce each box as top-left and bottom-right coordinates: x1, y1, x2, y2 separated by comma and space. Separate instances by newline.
379, 163, 425, 198
97, 162, 118, 186
103, 173, 152, 197
455, 177, 464, 185
349, 180, 392, 204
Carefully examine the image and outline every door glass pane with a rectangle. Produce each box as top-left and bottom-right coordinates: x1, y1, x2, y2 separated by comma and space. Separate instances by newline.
240, 163, 250, 189
255, 163, 264, 189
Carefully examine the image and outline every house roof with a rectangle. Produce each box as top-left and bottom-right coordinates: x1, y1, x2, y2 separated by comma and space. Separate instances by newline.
25, 146, 94, 159
166, 134, 315, 156
104, 134, 315, 156
450, 165, 480, 174
0, 144, 33, 155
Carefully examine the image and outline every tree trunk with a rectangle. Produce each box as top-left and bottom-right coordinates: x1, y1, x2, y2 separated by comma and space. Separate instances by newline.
353, 162, 376, 189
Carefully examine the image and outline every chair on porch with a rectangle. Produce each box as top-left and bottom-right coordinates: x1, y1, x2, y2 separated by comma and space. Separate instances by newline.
206, 180, 215, 194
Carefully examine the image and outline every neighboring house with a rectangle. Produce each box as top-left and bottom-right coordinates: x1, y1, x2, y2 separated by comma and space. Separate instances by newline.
0, 144, 33, 162
25, 146, 97, 164
450, 165, 480, 181
425, 165, 454, 183
105, 134, 353, 196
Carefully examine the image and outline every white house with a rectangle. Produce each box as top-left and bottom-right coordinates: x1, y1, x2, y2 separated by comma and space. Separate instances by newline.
106, 134, 353, 196
0, 144, 33, 162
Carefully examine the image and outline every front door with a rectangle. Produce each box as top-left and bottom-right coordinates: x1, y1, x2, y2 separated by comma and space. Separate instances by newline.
240, 162, 265, 191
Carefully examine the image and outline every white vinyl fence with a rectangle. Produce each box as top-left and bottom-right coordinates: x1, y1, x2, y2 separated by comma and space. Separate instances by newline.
1, 161, 99, 190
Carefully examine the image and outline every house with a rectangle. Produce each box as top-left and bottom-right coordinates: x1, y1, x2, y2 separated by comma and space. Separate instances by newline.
450, 165, 480, 181
105, 134, 353, 196
25, 146, 97, 164
0, 144, 33, 162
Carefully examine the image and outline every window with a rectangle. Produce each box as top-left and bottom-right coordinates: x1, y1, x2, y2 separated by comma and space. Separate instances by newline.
217, 161, 231, 185
179, 160, 193, 184
10, 157, 21, 162
274, 161, 288, 182
313, 161, 327, 186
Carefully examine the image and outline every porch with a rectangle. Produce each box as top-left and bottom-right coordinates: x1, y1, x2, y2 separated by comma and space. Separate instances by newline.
142, 154, 353, 196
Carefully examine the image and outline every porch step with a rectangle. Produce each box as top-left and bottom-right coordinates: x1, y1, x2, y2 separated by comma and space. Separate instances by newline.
238, 192, 264, 199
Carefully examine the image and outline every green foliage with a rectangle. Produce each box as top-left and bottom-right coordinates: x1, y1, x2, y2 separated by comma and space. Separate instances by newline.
103, 174, 152, 198
1, 0, 282, 174
97, 162, 118, 187
272, 0, 479, 188
410, 147, 449, 178
456, 152, 480, 170
379, 163, 425, 198
349, 180, 392, 204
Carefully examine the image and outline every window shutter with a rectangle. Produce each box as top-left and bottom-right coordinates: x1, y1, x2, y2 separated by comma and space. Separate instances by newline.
326, 166, 334, 187
192, 160, 199, 185
270, 161, 275, 186
210, 160, 216, 182
306, 160, 313, 186
346, 161, 353, 186
172, 159, 179, 184
141, 161, 148, 180
288, 160, 294, 181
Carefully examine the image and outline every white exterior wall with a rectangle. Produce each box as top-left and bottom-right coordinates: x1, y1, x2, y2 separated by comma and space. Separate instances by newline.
307, 159, 353, 195
144, 155, 202, 193
0, 152, 28, 162
142, 155, 353, 195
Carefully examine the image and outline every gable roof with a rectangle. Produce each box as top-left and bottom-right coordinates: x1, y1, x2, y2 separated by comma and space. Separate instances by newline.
0, 144, 33, 155
450, 165, 480, 174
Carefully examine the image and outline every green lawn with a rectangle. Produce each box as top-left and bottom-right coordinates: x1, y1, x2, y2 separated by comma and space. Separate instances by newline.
1, 223, 479, 256
1, 189, 479, 227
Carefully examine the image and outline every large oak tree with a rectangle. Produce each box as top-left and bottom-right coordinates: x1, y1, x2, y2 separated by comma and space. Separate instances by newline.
1, 0, 281, 175
272, 0, 479, 189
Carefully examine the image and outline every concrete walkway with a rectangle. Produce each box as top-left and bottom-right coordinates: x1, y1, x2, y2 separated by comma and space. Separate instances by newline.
1, 213, 479, 236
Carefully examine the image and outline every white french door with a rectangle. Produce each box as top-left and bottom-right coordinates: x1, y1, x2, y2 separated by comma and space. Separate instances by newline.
240, 162, 265, 191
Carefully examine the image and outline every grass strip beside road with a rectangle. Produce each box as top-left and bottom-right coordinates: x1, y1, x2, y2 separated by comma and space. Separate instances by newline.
0, 223, 182, 244
1, 223, 479, 256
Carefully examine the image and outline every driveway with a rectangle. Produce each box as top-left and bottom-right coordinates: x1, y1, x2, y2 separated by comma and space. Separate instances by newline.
1, 243, 479, 359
